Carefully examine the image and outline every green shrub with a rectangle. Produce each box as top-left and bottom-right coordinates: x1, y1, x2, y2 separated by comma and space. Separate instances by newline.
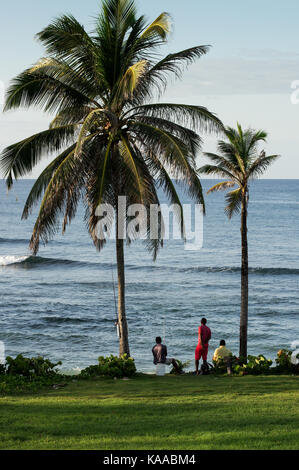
80, 354, 137, 379
213, 355, 272, 376
79, 364, 102, 378
0, 355, 67, 394
234, 355, 272, 375
0, 374, 68, 395
275, 349, 299, 374
5, 354, 62, 377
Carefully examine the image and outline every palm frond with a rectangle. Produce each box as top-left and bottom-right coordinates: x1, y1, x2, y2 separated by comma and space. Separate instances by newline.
141, 12, 171, 40
26, 57, 98, 98
130, 121, 194, 177
101, 0, 137, 33
134, 115, 202, 155
198, 164, 237, 182
207, 181, 236, 194
36, 15, 100, 85
29, 144, 87, 254
113, 59, 148, 105
246, 129, 267, 154
22, 144, 76, 219
4, 68, 94, 114
134, 46, 210, 100
148, 152, 185, 238
128, 144, 163, 259
203, 152, 242, 181
127, 103, 223, 133
83, 141, 116, 251
119, 135, 145, 202
96, 0, 138, 90
184, 169, 206, 214
224, 188, 242, 219
248, 153, 280, 178
0, 125, 77, 187
49, 106, 93, 128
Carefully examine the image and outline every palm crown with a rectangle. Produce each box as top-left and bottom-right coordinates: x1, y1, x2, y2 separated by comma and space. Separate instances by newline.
198, 124, 280, 217
1, 0, 222, 258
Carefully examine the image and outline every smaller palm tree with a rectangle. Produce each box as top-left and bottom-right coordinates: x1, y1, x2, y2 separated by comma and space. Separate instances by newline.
198, 124, 280, 358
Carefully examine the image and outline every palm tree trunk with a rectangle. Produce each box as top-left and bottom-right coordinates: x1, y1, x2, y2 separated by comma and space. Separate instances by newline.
115, 205, 130, 357
239, 191, 248, 359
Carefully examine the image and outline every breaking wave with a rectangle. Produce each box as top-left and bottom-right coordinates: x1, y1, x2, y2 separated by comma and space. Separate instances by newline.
0, 254, 298, 275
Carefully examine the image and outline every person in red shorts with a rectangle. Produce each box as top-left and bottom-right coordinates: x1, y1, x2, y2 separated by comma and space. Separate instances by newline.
195, 317, 211, 375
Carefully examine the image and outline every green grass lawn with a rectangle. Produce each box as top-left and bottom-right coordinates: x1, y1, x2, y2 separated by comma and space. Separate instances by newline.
0, 374, 298, 450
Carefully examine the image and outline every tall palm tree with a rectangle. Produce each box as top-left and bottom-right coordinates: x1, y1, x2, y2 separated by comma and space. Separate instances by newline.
198, 124, 279, 358
0, 0, 222, 356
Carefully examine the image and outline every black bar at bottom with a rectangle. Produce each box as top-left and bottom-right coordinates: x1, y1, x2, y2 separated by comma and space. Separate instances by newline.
0, 450, 297, 467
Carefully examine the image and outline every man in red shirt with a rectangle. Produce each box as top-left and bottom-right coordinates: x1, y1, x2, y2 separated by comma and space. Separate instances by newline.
195, 318, 211, 375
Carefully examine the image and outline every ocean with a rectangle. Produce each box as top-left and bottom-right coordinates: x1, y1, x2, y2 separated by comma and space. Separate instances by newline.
0, 179, 298, 373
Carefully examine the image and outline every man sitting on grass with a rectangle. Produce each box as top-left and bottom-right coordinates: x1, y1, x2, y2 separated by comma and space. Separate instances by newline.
213, 339, 233, 374
152, 337, 181, 373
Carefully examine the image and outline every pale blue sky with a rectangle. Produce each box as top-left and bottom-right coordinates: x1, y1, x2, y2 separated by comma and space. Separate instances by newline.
1, 0, 299, 178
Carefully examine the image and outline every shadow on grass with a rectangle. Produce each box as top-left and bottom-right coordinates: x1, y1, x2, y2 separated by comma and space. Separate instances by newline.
1, 393, 298, 449
47, 375, 299, 399
0, 375, 298, 449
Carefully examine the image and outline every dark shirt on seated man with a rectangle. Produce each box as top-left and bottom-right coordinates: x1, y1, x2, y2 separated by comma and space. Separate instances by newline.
152, 336, 181, 373
152, 341, 168, 364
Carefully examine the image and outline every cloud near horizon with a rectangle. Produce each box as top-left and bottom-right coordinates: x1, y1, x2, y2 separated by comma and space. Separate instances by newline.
0, 49, 298, 179
166, 49, 299, 96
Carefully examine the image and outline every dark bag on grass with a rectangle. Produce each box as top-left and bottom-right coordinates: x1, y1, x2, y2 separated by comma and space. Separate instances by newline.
200, 362, 210, 375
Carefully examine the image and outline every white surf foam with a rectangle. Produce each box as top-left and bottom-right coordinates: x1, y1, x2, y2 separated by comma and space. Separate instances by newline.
0, 255, 30, 266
